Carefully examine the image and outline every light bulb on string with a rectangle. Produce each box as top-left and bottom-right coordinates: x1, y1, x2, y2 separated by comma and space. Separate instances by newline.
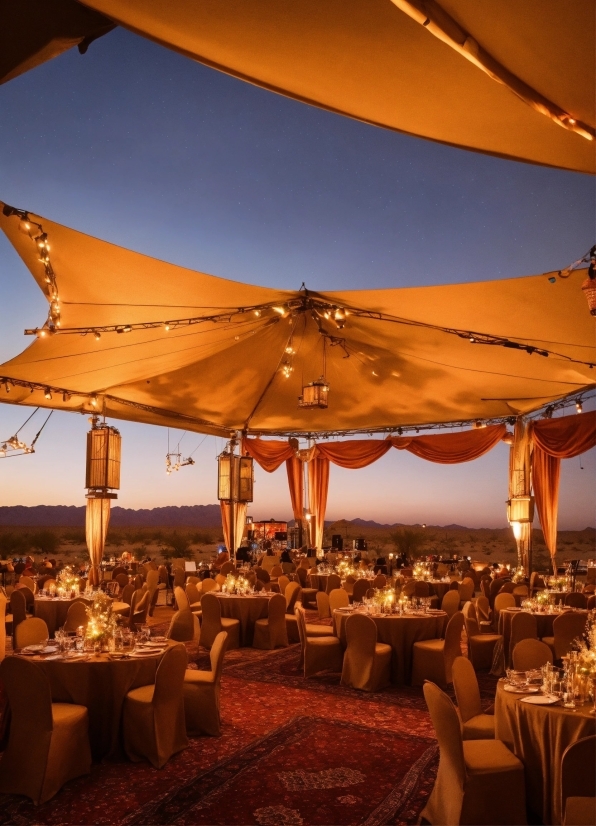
44, 388, 52, 400
576, 399, 583, 413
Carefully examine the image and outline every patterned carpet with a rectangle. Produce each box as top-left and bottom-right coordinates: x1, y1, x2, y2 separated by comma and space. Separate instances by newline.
0, 613, 498, 825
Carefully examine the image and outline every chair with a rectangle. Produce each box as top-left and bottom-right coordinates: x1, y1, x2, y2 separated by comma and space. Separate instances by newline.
166, 609, 197, 642
127, 589, 150, 629
561, 736, 596, 826
529, 572, 546, 596
199, 593, 240, 650
284, 581, 302, 614
329, 588, 349, 612
0, 591, 6, 662
340, 613, 392, 692
63, 600, 89, 634
185, 582, 203, 612
542, 612, 588, 660
201, 578, 218, 595
512, 585, 529, 599
255, 568, 270, 585
175, 585, 190, 612
183, 631, 229, 736
325, 573, 341, 593
123, 643, 188, 768
17, 585, 35, 612
282, 561, 295, 575
15, 617, 49, 650
565, 592, 587, 609
441, 589, 461, 619
316, 591, 331, 619
111, 565, 127, 579
474, 595, 493, 633
9, 589, 27, 645
489, 577, 506, 606
295, 568, 317, 606
277, 575, 290, 595
253, 593, 288, 649
508, 611, 538, 663
422, 681, 526, 825
173, 568, 186, 589
18, 575, 36, 593
480, 578, 491, 600
220, 561, 234, 575
512, 639, 553, 671
494, 592, 516, 620
403, 579, 417, 598
452, 656, 495, 740
0, 656, 91, 804
412, 611, 465, 687
295, 606, 343, 677
352, 578, 370, 603
462, 602, 502, 671
458, 578, 475, 603
415, 581, 431, 598
215, 573, 227, 588
588, 595, 596, 610
372, 574, 387, 589
270, 565, 283, 580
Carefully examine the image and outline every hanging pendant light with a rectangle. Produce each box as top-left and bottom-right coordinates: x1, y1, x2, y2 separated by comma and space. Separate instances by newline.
85, 417, 121, 498
582, 245, 596, 316
298, 377, 330, 409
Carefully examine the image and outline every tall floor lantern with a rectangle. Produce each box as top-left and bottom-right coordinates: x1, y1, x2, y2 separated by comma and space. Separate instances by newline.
85, 417, 121, 585
218, 437, 253, 561
506, 419, 534, 575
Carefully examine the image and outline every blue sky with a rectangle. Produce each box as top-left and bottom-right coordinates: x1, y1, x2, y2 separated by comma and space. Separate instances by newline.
0, 28, 594, 527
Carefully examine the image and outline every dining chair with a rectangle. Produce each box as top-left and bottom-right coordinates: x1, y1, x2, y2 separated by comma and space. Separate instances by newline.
421, 681, 526, 825
451, 656, 495, 740
185, 582, 202, 610
0, 656, 91, 804
458, 578, 475, 604
340, 613, 392, 692
220, 561, 235, 576
120, 582, 135, 609
173, 568, 186, 589
564, 592, 587, 609
462, 602, 502, 671
402, 579, 417, 598
255, 568, 270, 585
295, 568, 317, 605
277, 575, 290, 595
201, 578, 218, 594
415, 581, 431, 598
175, 585, 190, 611
63, 600, 89, 634
512, 639, 553, 671
542, 612, 588, 660
328, 588, 349, 613
166, 609, 196, 642
412, 610, 464, 687
128, 589, 150, 630
494, 592, 516, 625
17, 585, 35, 612
372, 574, 387, 589
325, 574, 341, 593
284, 581, 302, 614
183, 631, 229, 736
253, 593, 289, 649
508, 611, 538, 663
0, 592, 7, 662
295, 606, 343, 677
269, 565, 283, 580
316, 591, 331, 619
15, 617, 49, 650
123, 643, 188, 768
440, 590, 461, 619
474, 595, 493, 632
512, 585, 529, 599
561, 736, 596, 826
199, 593, 240, 650
350, 578, 368, 604
215, 573, 227, 588
18, 575, 36, 593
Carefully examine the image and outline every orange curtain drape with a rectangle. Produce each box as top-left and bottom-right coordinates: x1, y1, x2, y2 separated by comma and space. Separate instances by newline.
242, 437, 294, 472
308, 457, 329, 550
529, 411, 596, 569
313, 439, 392, 468
220, 501, 247, 555
390, 423, 507, 463
286, 456, 303, 522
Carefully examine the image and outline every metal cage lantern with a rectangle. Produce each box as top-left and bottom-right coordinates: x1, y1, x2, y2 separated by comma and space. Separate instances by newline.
218, 453, 254, 502
85, 423, 121, 497
298, 377, 329, 409
507, 495, 534, 523
582, 277, 596, 316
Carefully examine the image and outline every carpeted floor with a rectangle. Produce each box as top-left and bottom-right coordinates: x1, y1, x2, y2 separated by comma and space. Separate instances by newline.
0, 610, 497, 825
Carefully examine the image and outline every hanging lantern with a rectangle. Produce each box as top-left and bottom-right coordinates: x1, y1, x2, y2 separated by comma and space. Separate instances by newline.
506, 495, 534, 524
218, 453, 254, 502
85, 420, 121, 498
582, 246, 596, 316
298, 377, 329, 409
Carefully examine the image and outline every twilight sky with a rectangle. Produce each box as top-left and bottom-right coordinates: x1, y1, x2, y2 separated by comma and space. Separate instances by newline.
0, 28, 594, 528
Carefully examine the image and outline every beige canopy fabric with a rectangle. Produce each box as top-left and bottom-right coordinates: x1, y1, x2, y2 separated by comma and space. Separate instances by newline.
0, 203, 594, 437
1, 1, 594, 173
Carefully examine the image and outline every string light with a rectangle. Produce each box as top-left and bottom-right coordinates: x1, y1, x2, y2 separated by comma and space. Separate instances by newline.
44, 388, 52, 400
576, 399, 583, 413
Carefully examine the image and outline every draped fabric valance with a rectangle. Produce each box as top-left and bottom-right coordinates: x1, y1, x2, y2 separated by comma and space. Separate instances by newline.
529, 410, 596, 566
243, 424, 507, 547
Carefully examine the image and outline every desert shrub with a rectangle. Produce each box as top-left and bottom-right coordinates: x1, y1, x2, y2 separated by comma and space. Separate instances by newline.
132, 545, 146, 561
390, 529, 425, 559
107, 530, 125, 547
61, 529, 86, 544
190, 530, 215, 546
29, 530, 60, 554
0, 532, 28, 557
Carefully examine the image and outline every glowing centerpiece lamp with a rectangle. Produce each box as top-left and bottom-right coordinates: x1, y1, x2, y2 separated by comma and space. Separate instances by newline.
85, 417, 121, 586
85, 592, 117, 651
218, 435, 253, 561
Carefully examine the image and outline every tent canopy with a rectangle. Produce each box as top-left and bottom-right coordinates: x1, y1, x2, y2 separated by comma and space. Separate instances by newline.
1, 0, 594, 174
0, 203, 594, 438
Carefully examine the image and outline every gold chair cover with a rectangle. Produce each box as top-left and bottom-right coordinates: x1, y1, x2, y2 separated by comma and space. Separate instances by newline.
0, 656, 91, 804
508, 612, 538, 664
200, 593, 240, 650
15, 617, 49, 650
463, 602, 502, 671
542, 612, 589, 660
183, 631, 229, 736
316, 591, 331, 618
452, 656, 495, 740
561, 736, 596, 826
295, 606, 343, 677
340, 613, 392, 692
253, 593, 289, 649
123, 643, 188, 769
328, 588, 349, 612
441, 589, 461, 618
512, 639, 553, 671
411, 610, 464, 687
167, 609, 196, 642
63, 600, 89, 634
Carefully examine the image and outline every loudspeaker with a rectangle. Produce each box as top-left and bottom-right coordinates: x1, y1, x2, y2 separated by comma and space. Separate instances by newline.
354, 537, 367, 551
247, 531, 255, 541
331, 534, 343, 550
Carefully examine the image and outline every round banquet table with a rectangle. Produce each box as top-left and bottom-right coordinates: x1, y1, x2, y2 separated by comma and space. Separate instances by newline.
34, 596, 130, 637
495, 680, 596, 825
498, 607, 587, 669
215, 593, 272, 646
15, 644, 174, 760
309, 573, 333, 592
333, 609, 447, 685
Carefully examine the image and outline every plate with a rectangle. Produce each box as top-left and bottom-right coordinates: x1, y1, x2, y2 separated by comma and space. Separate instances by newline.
504, 684, 540, 694
130, 649, 162, 657
521, 694, 560, 705
64, 653, 89, 661
335, 607, 354, 613
41, 645, 58, 654
151, 636, 167, 643
22, 644, 44, 653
